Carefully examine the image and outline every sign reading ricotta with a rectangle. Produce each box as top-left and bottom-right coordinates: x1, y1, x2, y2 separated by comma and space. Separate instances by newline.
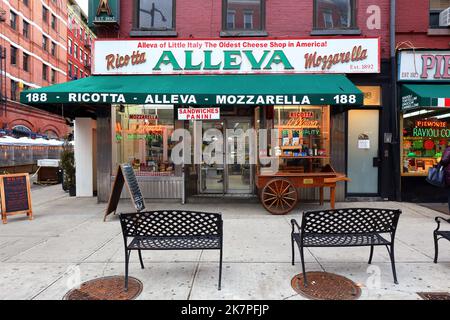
93, 38, 380, 75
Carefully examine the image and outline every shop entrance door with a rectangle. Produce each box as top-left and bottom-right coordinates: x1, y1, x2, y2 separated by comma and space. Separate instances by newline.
347, 110, 380, 195
198, 118, 253, 195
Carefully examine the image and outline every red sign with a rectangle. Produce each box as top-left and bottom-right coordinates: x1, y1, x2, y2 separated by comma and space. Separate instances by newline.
415, 120, 446, 128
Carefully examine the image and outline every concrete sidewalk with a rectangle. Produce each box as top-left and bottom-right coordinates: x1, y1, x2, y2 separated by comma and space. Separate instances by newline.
0, 184, 449, 300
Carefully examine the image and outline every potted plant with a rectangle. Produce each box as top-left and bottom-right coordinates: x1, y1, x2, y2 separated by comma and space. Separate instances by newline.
60, 141, 76, 196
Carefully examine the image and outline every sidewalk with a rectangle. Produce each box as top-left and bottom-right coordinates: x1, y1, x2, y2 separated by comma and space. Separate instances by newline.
0, 185, 449, 300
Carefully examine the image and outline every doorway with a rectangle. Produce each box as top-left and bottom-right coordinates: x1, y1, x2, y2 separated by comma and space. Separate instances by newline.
346, 109, 380, 195
198, 117, 253, 195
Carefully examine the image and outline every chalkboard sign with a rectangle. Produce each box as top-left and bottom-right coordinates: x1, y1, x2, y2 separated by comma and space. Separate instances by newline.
104, 164, 146, 221
0, 173, 33, 224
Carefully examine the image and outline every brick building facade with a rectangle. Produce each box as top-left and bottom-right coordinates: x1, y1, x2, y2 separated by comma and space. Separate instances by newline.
67, 0, 95, 81
0, 0, 68, 138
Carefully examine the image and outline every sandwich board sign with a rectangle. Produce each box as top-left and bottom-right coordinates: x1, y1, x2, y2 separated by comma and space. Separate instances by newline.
104, 163, 145, 221
0, 173, 33, 224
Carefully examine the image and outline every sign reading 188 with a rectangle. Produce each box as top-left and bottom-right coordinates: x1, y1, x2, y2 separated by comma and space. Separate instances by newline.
26, 93, 47, 102
333, 94, 357, 104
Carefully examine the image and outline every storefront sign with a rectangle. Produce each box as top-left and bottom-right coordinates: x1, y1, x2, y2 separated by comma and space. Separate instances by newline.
413, 128, 450, 138
398, 50, 450, 81
178, 108, 220, 120
93, 38, 380, 75
415, 120, 446, 128
129, 114, 158, 121
88, 0, 120, 26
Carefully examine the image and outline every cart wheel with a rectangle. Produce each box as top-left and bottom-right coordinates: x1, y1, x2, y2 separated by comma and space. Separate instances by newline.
261, 178, 298, 215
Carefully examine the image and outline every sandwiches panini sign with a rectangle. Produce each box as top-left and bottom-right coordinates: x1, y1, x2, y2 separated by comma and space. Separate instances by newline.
92, 38, 380, 75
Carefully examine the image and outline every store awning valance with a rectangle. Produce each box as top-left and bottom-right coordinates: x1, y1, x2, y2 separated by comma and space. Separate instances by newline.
20, 74, 363, 106
401, 84, 450, 111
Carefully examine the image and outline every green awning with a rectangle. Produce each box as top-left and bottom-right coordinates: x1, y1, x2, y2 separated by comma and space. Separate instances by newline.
401, 84, 450, 110
20, 74, 363, 106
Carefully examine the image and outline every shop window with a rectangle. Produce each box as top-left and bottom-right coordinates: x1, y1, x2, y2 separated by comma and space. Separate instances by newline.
312, 0, 359, 35
42, 64, 48, 81
42, 35, 48, 51
429, 0, 450, 28
222, 0, 264, 32
10, 11, 17, 30
401, 109, 450, 177
267, 105, 330, 173
51, 42, 56, 57
114, 105, 176, 177
23, 53, 29, 72
51, 69, 56, 83
23, 20, 30, 38
51, 14, 57, 30
10, 46, 17, 65
42, 6, 49, 23
136, 0, 175, 30
10, 80, 18, 101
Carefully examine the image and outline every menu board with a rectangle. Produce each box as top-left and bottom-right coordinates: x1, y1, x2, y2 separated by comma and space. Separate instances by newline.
0, 173, 33, 224
104, 164, 146, 221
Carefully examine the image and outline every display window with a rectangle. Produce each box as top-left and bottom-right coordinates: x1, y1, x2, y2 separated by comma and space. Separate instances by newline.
401, 110, 450, 176
272, 105, 330, 173
114, 105, 176, 176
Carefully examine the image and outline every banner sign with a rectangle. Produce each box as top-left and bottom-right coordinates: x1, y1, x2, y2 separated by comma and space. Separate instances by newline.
92, 38, 380, 75
178, 107, 220, 120
398, 50, 450, 81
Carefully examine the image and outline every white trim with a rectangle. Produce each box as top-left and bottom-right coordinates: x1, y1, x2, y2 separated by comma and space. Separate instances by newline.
2, 0, 67, 51
40, 0, 67, 27
438, 98, 446, 107
0, 33, 67, 76
0, 71, 41, 88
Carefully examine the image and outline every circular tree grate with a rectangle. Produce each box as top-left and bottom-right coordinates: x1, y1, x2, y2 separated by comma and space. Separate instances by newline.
63, 276, 143, 300
291, 272, 361, 300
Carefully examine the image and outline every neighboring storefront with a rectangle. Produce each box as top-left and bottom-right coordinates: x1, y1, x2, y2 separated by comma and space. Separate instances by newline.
398, 49, 450, 202
21, 37, 388, 203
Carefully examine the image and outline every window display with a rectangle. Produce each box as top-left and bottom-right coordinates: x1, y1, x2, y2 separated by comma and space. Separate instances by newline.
273, 105, 330, 172
114, 105, 176, 176
402, 113, 450, 176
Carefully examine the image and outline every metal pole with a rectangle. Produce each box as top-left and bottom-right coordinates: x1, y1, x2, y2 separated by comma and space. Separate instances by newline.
390, 0, 400, 201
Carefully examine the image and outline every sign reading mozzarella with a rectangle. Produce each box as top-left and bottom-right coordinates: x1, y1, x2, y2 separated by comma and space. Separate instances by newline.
93, 38, 380, 75
178, 108, 220, 120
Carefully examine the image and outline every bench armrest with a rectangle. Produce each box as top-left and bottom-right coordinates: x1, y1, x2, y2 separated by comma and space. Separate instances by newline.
291, 219, 301, 234
435, 216, 450, 232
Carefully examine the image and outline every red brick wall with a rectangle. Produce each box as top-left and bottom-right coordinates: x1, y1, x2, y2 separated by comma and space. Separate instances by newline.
67, 4, 95, 81
0, 0, 69, 138
96, 0, 391, 59
396, 0, 450, 49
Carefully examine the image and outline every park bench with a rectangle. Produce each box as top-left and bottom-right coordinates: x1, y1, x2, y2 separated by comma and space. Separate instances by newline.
291, 208, 402, 285
433, 216, 450, 263
119, 210, 223, 290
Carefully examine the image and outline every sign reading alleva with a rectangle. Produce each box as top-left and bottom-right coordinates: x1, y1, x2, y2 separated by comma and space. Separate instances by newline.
93, 38, 380, 75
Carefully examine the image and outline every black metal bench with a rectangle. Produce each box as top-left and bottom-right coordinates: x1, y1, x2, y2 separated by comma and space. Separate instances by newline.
119, 210, 223, 290
434, 216, 450, 263
291, 208, 402, 285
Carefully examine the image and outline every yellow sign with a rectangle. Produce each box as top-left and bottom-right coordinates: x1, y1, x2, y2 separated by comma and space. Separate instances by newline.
303, 179, 314, 185
357, 86, 381, 106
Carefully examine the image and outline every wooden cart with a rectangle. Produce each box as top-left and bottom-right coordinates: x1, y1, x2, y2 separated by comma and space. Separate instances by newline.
256, 164, 349, 215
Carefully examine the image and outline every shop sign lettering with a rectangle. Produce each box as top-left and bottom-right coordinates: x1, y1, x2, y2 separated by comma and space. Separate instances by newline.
413, 128, 450, 138
399, 50, 450, 81
93, 38, 380, 75
415, 120, 446, 128
178, 108, 220, 120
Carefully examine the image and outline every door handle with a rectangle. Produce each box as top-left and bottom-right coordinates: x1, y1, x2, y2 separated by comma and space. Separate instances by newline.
372, 157, 381, 167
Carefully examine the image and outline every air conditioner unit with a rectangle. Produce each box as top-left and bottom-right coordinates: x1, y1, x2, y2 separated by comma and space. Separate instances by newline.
439, 7, 450, 27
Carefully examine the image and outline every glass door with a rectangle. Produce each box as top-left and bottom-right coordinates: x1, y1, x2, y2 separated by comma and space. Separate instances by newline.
225, 119, 252, 194
199, 121, 225, 194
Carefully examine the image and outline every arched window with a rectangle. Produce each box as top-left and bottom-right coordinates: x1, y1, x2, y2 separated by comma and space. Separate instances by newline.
46, 130, 59, 139
12, 125, 32, 137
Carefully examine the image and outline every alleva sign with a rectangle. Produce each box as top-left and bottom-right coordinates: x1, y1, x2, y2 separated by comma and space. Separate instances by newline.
93, 38, 380, 75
